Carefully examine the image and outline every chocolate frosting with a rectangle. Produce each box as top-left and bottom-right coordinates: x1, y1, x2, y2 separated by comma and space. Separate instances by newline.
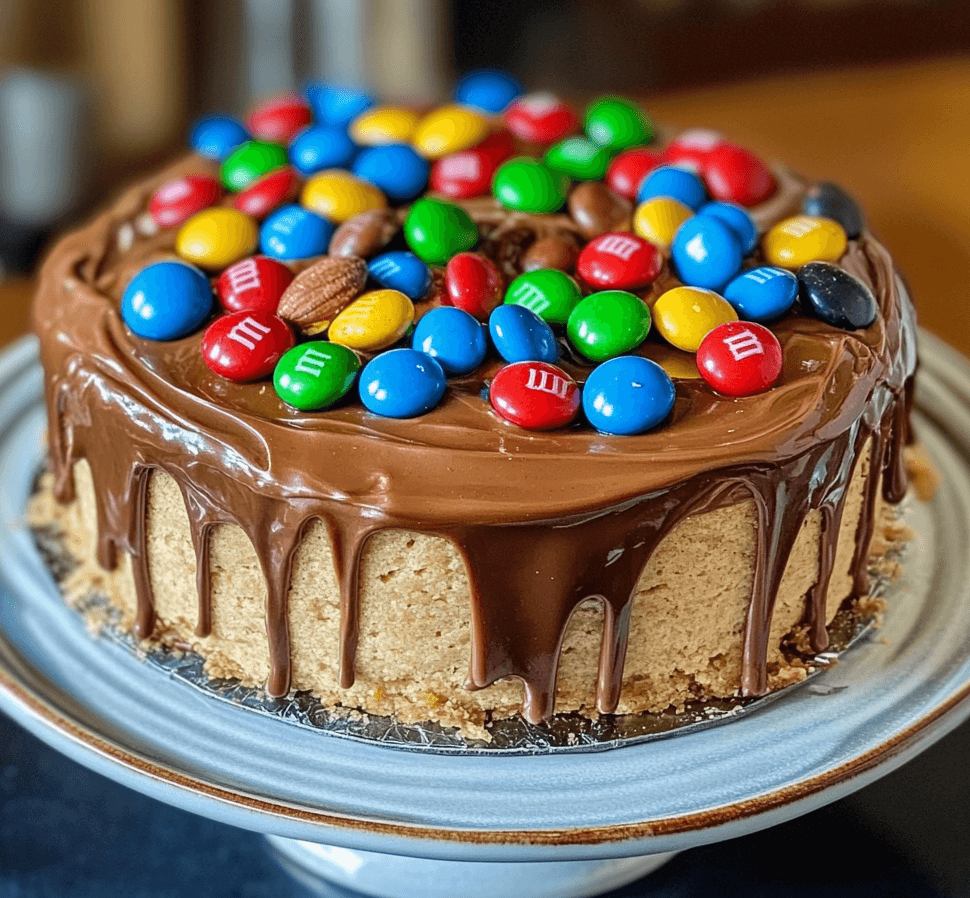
34, 151, 918, 724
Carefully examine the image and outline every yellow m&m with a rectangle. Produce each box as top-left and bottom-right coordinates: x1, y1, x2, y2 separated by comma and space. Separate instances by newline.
762, 215, 847, 269
350, 106, 420, 145
411, 105, 490, 159
633, 197, 694, 249
653, 286, 738, 352
175, 208, 258, 270
301, 171, 386, 223
328, 289, 415, 352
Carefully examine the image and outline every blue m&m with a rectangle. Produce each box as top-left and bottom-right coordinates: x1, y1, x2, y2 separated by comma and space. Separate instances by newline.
488, 304, 558, 364
288, 125, 357, 175
412, 307, 487, 376
352, 144, 430, 202
260, 205, 335, 259
637, 165, 707, 211
582, 356, 675, 435
121, 261, 213, 341
190, 116, 248, 160
360, 348, 447, 418
453, 69, 523, 114
367, 251, 433, 300
304, 83, 375, 127
724, 267, 798, 322
698, 201, 758, 254
671, 215, 743, 290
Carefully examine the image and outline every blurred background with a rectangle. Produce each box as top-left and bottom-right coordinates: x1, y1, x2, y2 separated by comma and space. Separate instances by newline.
0, 0, 969, 337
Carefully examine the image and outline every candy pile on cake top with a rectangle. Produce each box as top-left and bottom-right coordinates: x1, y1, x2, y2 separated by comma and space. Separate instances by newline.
122, 69, 874, 436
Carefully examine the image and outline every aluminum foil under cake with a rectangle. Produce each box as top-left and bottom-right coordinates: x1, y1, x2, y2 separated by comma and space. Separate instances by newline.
30, 514, 898, 755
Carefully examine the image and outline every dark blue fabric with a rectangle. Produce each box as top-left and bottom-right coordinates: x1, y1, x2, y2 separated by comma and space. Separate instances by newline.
1, 709, 964, 897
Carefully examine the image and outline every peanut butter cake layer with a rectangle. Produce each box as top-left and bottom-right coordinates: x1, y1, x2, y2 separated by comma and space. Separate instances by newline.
32, 75, 918, 739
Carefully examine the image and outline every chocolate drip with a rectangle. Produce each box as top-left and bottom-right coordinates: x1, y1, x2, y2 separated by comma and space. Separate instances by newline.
33, 153, 919, 724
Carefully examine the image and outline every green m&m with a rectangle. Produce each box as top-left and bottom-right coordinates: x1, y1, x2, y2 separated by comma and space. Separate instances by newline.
567, 290, 651, 362
221, 140, 289, 191
273, 342, 360, 411
505, 269, 582, 325
544, 137, 611, 181
492, 159, 569, 214
584, 97, 654, 152
403, 197, 478, 265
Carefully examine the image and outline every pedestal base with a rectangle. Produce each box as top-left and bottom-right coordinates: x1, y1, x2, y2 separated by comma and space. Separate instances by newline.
265, 836, 677, 898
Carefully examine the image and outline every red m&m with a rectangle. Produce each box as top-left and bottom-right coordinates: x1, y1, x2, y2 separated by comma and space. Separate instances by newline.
606, 148, 662, 201
702, 143, 776, 208
696, 321, 782, 396
444, 252, 504, 320
246, 95, 313, 143
430, 148, 496, 199
201, 310, 296, 383
662, 129, 724, 170
216, 256, 294, 314
150, 176, 220, 228
504, 92, 578, 144
489, 361, 581, 430
576, 233, 662, 291
233, 167, 301, 218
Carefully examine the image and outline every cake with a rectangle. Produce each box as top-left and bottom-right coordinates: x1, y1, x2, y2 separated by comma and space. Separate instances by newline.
30, 73, 919, 741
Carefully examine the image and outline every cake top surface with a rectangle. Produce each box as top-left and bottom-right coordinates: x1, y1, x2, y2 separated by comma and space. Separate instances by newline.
35, 72, 916, 524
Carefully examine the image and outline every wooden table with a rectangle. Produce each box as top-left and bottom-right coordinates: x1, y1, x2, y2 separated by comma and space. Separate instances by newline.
4, 56, 968, 355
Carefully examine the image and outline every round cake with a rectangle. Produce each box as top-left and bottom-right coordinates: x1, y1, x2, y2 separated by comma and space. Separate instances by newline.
31, 74, 918, 741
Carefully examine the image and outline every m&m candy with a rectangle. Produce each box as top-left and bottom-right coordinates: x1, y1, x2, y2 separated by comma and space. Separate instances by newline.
606, 147, 662, 201
444, 252, 504, 320
216, 255, 294, 314
190, 116, 248, 160
411, 105, 489, 159
762, 215, 847, 269
653, 286, 738, 352
544, 137, 610, 181
121, 261, 213, 341
352, 144, 430, 202
368, 251, 433, 301
489, 361, 581, 430
696, 321, 783, 396
260, 205, 335, 259
637, 165, 707, 210
288, 126, 357, 175
150, 176, 221, 228
702, 143, 776, 207
582, 356, 675, 435
633, 197, 693, 248
274, 341, 361, 411
412, 306, 488, 376
504, 92, 578, 144
488, 305, 558, 364
585, 96, 653, 151
247, 95, 312, 143
403, 198, 478, 265
576, 233, 661, 291
301, 170, 386, 223
797, 262, 878, 330
567, 181, 632, 240
221, 140, 289, 191
567, 290, 651, 363
453, 69, 523, 114
801, 182, 864, 239
505, 269, 582, 325
723, 267, 798, 323
698, 201, 757, 254
359, 348, 447, 418
176, 208, 259, 270
233, 167, 301, 218
662, 129, 723, 169
430, 146, 497, 199
305, 83, 375, 127
201, 311, 295, 383
350, 106, 420, 145
328, 289, 415, 352
670, 216, 743, 291
493, 159, 569, 214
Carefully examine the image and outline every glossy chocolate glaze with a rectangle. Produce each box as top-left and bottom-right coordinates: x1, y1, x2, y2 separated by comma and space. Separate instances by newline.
34, 150, 918, 724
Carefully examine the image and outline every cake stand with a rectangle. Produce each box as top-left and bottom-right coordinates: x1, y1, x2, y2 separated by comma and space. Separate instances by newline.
1, 332, 969, 898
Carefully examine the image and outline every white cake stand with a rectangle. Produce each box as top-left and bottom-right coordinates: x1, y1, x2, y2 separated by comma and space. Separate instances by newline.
1, 332, 969, 898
